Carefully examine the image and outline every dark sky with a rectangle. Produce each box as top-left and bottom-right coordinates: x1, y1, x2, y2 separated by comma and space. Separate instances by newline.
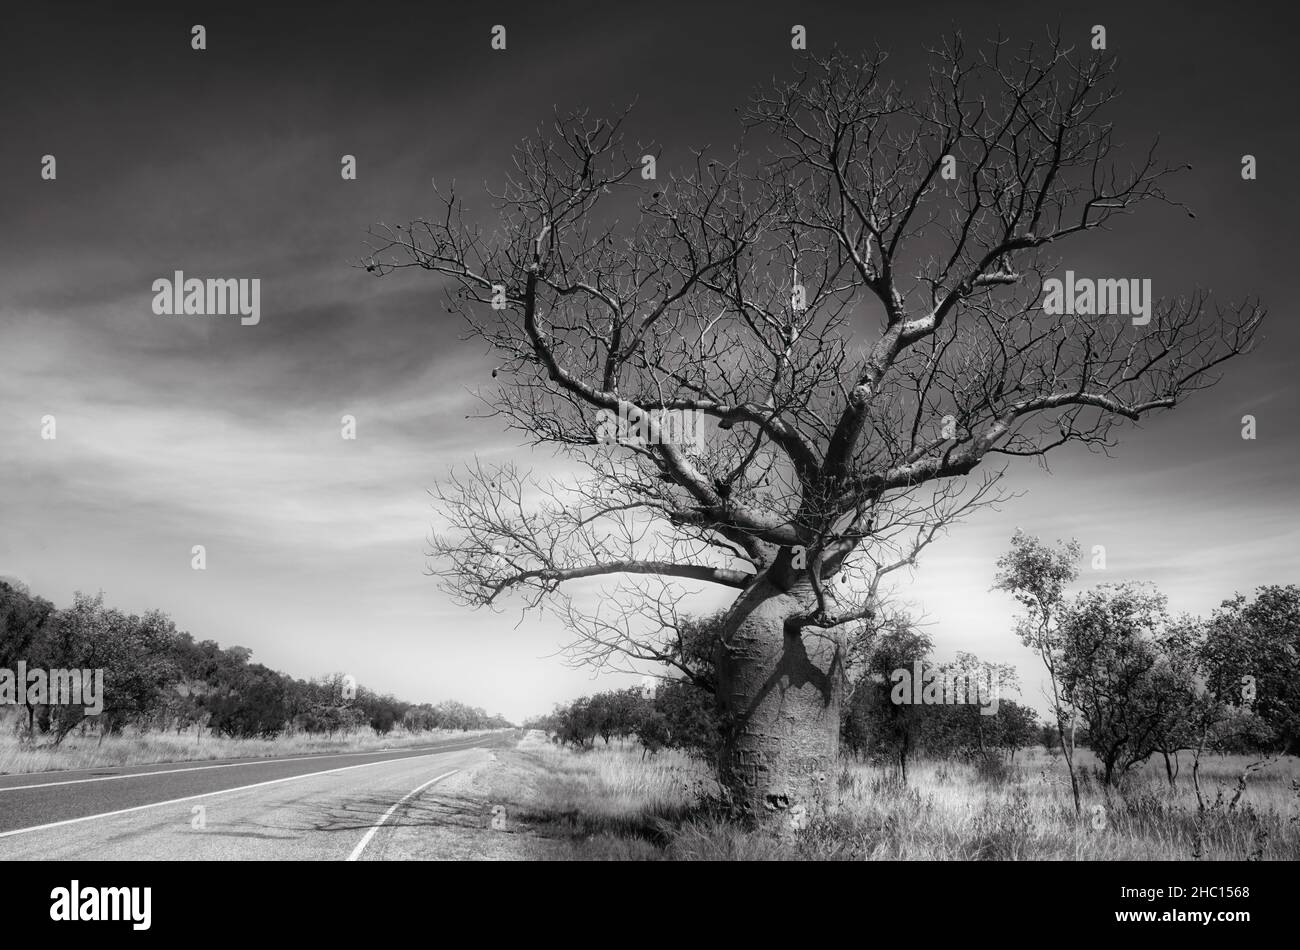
2, 1, 1297, 719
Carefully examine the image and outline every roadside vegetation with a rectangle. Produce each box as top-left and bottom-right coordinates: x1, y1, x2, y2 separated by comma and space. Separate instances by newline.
0, 579, 511, 773
0, 723, 502, 775
514, 541, 1299, 859
487, 735, 1300, 861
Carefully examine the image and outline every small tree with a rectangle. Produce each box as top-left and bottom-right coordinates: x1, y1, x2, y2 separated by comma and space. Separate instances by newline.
1056, 583, 1197, 788
995, 532, 1084, 814
653, 677, 723, 761
40, 593, 181, 743
556, 697, 600, 749
1203, 586, 1300, 755
844, 618, 933, 782
0, 581, 56, 736
994, 700, 1040, 764
926, 651, 1020, 763
1194, 586, 1300, 808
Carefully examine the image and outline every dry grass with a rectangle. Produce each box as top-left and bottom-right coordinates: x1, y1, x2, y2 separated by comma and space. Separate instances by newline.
492, 736, 1300, 861
478, 732, 708, 859
0, 722, 496, 775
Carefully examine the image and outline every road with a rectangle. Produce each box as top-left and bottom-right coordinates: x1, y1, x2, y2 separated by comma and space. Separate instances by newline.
0, 732, 515, 860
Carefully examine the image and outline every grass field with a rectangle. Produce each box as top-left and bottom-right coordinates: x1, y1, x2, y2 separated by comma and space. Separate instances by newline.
485, 734, 1300, 860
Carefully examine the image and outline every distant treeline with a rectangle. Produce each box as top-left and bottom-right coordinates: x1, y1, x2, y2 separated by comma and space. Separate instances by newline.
526, 680, 721, 759
525, 613, 1042, 776
0, 581, 511, 743
529, 578, 1300, 791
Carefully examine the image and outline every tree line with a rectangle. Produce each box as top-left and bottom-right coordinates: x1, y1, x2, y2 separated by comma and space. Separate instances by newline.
528, 611, 1039, 776
0, 581, 511, 743
995, 532, 1298, 812
529, 535, 1298, 804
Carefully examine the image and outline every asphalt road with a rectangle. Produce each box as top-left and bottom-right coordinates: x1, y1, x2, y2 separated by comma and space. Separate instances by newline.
0, 732, 515, 859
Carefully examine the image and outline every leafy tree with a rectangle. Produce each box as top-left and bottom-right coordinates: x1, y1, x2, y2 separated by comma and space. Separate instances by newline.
651, 678, 722, 760
1056, 583, 1198, 788
1202, 585, 1300, 755
990, 700, 1039, 763
1190, 586, 1300, 808
42, 593, 181, 742
206, 662, 289, 739
0, 581, 56, 734
842, 618, 933, 782
918, 653, 1026, 765
556, 697, 600, 749
995, 532, 1085, 813
634, 706, 671, 756
593, 688, 647, 744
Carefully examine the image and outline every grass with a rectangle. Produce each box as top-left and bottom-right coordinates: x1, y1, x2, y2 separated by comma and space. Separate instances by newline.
490, 735, 1300, 861
0, 720, 497, 775
480, 732, 709, 859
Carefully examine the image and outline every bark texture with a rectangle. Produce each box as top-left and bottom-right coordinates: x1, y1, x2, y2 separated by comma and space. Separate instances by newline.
715, 579, 844, 819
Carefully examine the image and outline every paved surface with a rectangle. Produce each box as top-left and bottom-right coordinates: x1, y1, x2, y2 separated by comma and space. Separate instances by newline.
0, 733, 515, 859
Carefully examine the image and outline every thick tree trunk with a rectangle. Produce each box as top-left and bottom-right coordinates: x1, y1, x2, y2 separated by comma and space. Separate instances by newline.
715, 579, 844, 820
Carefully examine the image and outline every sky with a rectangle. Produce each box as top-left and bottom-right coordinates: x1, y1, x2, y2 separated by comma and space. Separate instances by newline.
1, 1, 1297, 722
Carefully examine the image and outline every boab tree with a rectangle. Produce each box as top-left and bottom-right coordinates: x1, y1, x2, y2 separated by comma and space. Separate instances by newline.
363, 34, 1262, 819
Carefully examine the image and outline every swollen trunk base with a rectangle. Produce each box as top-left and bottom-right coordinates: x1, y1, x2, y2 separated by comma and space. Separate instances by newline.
715, 582, 844, 820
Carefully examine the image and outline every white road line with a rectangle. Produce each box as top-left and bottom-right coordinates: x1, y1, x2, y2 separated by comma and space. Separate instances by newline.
0, 740, 482, 793
0, 751, 469, 840
346, 769, 460, 862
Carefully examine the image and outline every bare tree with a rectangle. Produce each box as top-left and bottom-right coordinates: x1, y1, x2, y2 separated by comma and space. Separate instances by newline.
363, 33, 1262, 819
